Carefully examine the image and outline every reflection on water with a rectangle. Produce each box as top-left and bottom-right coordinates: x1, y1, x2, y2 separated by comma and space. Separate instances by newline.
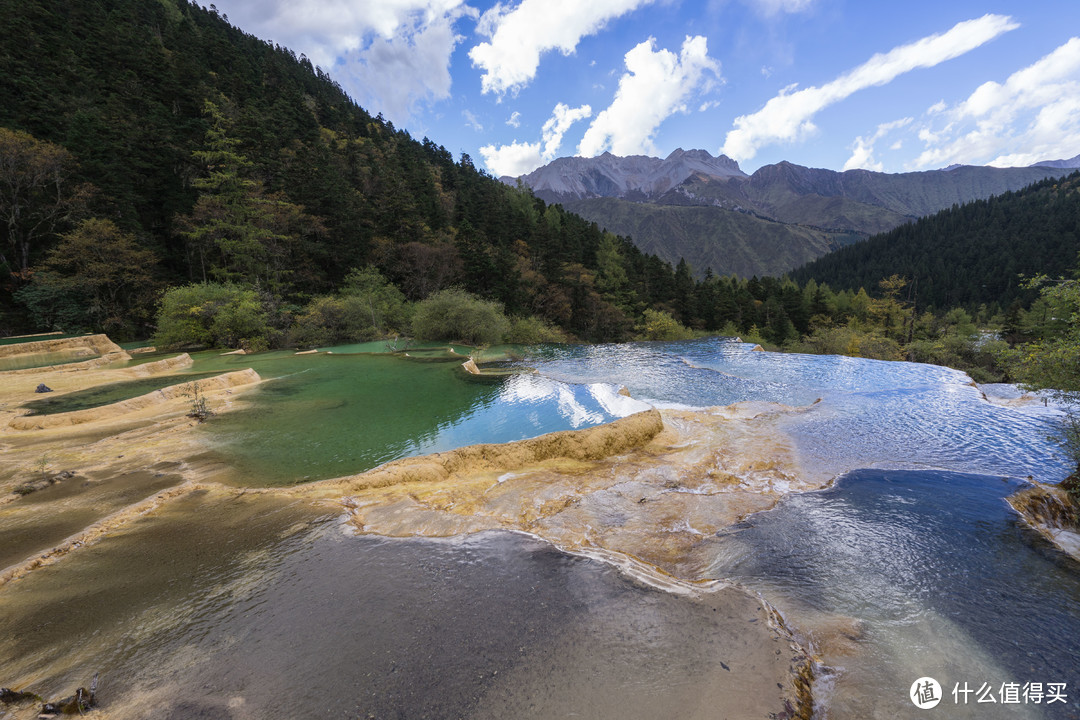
5, 338, 1080, 719
709, 470, 1080, 719
525, 337, 1071, 480
523, 339, 1078, 718
181, 351, 648, 485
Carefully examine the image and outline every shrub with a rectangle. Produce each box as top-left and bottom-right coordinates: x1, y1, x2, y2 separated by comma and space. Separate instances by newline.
637, 308, 695, 341
797, 323, 902, 360
411, 288, 510, 346
505, 315, 568, 345
340, 266, 410, 335
153, 282, 273, 350
288, 295, 360, 348
289, 271, 412, 348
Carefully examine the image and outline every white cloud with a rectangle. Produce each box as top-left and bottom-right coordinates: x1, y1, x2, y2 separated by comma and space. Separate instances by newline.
912, 37, 1080, 169
542, 103, 593, 158
578, 35, 720, 157
468, 0, 655, 96
720, 14, 1019, 162
842, 118, 912, 171
211, 0, 474, 125
463, 109, 484, 131
480, 103, 593, 176
749, 0, 814, 16
479, 140, 545, 178
506, 111, 522, 128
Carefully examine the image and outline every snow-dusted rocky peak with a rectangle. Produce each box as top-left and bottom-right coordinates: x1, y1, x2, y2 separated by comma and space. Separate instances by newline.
1031, 154, 1080, 169
513, 149, 746, 202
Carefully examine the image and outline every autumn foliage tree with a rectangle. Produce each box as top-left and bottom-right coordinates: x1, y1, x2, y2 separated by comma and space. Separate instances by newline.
18, 218, 161, 337
0, 127, 88, 278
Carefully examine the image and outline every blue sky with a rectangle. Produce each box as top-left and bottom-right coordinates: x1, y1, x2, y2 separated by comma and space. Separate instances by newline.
210, 0, 1080, 177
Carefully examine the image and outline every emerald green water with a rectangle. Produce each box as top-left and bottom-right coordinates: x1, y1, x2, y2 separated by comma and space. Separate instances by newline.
184, 350, 645, 486
20, 372, 222, 415
0, 332, 83, 347
0, 348, 99, 371
118, 339, 155, 350
196, 352, 495, 485
318, 340, 396, 354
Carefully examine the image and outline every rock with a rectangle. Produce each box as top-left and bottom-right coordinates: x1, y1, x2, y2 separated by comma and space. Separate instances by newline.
1061, 472, 1080, 496
34, 384, 52, 393
751, 344, 765, 352
618, 385, 632, 397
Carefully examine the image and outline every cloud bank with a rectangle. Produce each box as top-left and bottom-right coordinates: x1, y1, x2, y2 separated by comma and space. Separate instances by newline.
912, 37, 1080, 169
468, 0, 655, 96
212, 0, 473, 124
843, 118, 912, 171
578, 35, 720, 157
720, 14, 1019, 162
480, 103, 594, 176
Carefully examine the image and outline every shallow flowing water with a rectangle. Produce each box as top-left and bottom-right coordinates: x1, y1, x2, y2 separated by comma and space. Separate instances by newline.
711, 470, 1080, 719
525, 337, 1070, 478
3, 337, 1078, 718
0, 492, 797, 720
523, 338, 1080, 718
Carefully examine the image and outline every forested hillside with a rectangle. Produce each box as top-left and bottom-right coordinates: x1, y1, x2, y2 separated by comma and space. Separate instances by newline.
792, 172, 1080, 311
0, 0, 683, 341
517, 149, 1075, 279
562, 196, 861, 278
3, 0, 1078, 387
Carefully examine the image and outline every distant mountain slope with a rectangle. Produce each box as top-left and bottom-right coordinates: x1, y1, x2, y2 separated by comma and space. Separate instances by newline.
791, 171, 1080, 310
1033, 154, 1080, 169
511, 148, 745, 202
512, 150, 1078, 277
562, 198, 860, 279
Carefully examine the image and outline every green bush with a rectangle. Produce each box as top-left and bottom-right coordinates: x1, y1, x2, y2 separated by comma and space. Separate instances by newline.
288, 295, 368, 347
637, 308, 695, 341
288, 267, 411, 348
339, 266, 410, 335
505, 315, 568, 345
411, 288, 510, 346
153, 282, 273, 350
796, 323, 902, 360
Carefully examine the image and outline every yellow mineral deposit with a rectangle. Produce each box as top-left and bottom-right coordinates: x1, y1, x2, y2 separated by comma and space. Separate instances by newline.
318, 402, 832, 581
1008, 483, 1080, 561
0, 334, 832, 719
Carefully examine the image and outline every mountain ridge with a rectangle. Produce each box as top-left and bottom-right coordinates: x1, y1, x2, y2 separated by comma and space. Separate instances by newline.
507, 150, 1080, 277
504, 148, 746, 202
